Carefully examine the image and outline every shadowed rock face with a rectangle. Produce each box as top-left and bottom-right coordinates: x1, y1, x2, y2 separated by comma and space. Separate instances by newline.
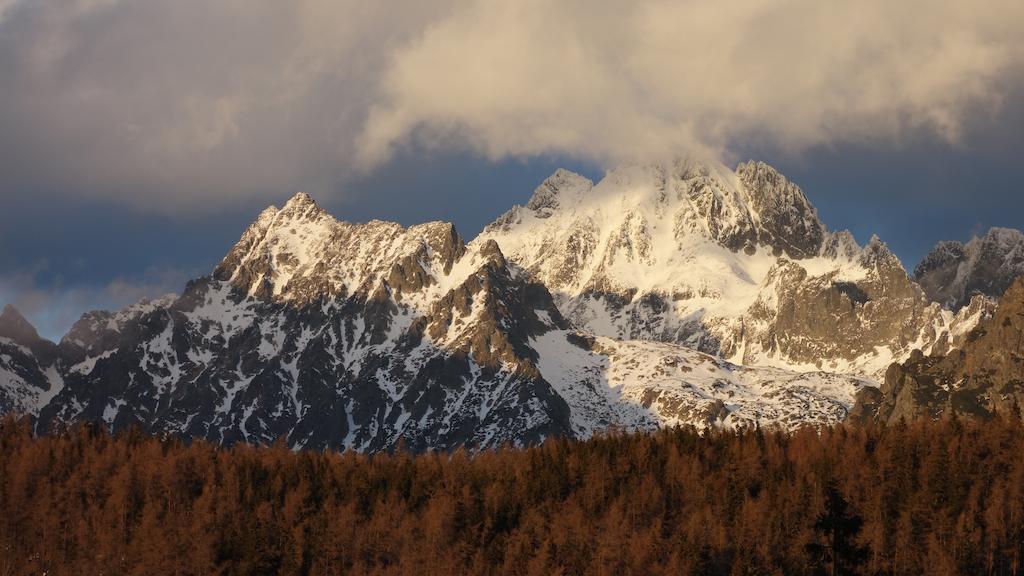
0, 305, 62, 414
33, 275, 576, 452
1, 305, 41, 347
915, 228, 1024, 311
851, 277, 1024, 424
727, 237, 993, 377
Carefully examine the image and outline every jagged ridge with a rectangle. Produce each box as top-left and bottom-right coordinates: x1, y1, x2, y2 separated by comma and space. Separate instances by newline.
476, 158, 986, 379
915, 227, 1024, 311
2, 158, 1014, 448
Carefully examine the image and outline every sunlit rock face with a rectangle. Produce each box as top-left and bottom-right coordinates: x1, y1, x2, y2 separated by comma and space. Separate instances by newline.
852, 277, 1024, 424
477, 159, 984, 381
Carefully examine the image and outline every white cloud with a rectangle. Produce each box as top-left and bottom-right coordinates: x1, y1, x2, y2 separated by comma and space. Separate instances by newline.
0, 0, 1021, 213
360, 0, 1024, 168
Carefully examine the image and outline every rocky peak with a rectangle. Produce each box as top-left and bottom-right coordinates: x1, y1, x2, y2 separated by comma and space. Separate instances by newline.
277, 191, 326, 221
736, 161, 825, 259
0, 306, 57, 415
859, 235, 901, 270
214, 194, 474, 306
820, 230, 862, 260
525, 169, 593, 218
0, 305, 42, 347
406, 221, 467, 274
601, 158, 826, 259
915, 240, 966, 277
0, 304, 61, 372
915, 227, 1024, 310
283, 191, 315, 207
487, 158, 829, 264
57, 296, 176, 364
476, 238, 507, 268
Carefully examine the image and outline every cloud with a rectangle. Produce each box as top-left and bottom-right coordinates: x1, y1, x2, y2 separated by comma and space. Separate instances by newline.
0, 263, 191, 341
0, 0, 1021, 214
0, 0, 453, 211
360, 0, 1024, 167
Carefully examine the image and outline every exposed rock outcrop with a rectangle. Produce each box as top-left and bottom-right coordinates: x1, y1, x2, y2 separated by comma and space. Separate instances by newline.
851, 277, 1024, 424
915, 227, 1024, 310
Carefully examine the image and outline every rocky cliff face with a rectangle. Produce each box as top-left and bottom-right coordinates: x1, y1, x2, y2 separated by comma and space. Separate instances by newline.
915, 227, 1024, 311
477, 159, 984, 379
731, 237, 992, 377
851, 277, 1024, 424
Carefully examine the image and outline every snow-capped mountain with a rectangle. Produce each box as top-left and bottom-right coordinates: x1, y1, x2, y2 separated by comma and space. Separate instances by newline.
36, 197, 585, 451
0, 305, 62, 415
915, 227, 1024, 311
477, 159, 988, 379
0, 160, 1001, 449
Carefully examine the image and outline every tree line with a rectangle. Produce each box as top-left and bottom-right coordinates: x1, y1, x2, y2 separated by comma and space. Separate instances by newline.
1, 415, 1023, 575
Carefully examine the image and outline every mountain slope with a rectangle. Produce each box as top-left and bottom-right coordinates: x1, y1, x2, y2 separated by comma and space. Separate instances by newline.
1, 160, 1001, 447
851, 277, 1024, 424
536, 332, 871, 434
476, 159, 987, 379
0, 186, 884, 449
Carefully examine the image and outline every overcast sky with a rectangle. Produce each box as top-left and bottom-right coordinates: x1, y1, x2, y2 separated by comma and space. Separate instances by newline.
1, 0, 1023, 340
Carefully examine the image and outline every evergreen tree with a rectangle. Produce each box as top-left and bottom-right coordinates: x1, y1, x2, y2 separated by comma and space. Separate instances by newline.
806, 483, 870, 576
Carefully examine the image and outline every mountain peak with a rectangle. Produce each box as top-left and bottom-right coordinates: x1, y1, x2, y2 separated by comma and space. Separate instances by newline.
525, 169, 593, 218
734, 160, 825, 258
0, 304, 42, 346
915, 225, 1024, 310
284, 191, 315, 208
477, 158, 834, 297
859, 235, 899, 266
215, 194, 475, 303
518, 157, 825, 257
979, 226, 1024, 249
278, 191, 326, 221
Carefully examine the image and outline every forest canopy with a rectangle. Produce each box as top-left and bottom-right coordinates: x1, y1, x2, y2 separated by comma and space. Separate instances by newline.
1, 416, 1023, 575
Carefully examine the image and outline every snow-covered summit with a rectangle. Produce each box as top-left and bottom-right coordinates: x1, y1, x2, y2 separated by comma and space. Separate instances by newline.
477, 159, 981, 379
475, 158, 853, 320
487, 158, 827, 262
215, 192, 467, 305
